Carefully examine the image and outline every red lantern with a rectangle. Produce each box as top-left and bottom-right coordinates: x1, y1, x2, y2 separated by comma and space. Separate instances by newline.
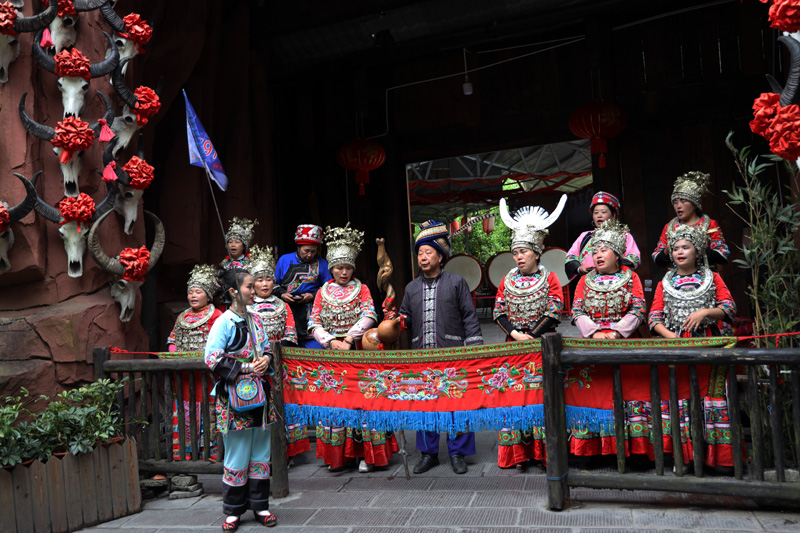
482, 216, 495, 234
568, 101, 627, 168
336, 139, 386, 195
461, 216, 472, 234
450, 219, 461, 235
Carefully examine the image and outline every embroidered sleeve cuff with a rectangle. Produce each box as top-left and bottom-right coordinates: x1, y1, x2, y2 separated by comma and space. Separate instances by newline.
465, 336, 484, 346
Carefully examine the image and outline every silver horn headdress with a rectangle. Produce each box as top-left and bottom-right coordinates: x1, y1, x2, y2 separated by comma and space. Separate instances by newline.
499, 194, 567, 254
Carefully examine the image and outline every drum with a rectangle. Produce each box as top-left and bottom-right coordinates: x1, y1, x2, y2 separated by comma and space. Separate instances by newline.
485, 251, 515, 289
540, 247, 569, 286
443, 253, 483, 293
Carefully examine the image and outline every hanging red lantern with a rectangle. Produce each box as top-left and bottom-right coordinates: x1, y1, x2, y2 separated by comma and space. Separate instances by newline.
336, 139, 386, 195
450, 219, 461, 235
568, 101, 627, 168
482, 216, 495, 234
461, 216, 473, 234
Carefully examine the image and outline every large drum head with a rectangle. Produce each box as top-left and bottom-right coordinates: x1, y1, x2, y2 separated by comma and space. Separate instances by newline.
540, 247, 569, 286
485, 251, 515, 289
443, 253, 483, 293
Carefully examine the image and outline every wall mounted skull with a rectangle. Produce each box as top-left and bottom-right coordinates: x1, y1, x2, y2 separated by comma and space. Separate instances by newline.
0, 173, 37, 271
0, 0, 57, 83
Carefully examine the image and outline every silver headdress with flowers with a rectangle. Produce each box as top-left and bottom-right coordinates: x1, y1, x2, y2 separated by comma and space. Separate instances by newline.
325, 223, 365, 269
225, 217, 258, 248
671, 171, 711, 210
499, 194, 567, 254
590, 219, 629, 257
187, 264, 219, 299
667, 223, 710, 260
249, 244, 276, 279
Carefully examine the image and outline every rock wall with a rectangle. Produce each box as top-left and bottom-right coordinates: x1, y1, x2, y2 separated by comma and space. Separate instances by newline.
0, 1, 276, 406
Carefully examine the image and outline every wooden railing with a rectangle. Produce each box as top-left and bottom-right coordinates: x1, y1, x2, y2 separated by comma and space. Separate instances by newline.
93, 343, 290, 497
541, 332, 800, 510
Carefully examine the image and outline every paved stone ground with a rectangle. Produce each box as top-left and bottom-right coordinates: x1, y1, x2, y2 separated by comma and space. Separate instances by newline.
78, 319, 800, 531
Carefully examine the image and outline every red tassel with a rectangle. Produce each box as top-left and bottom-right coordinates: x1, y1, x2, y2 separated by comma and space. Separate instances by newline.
58, 149, 72, 164
359, 183, 365, 195
599, 154, 606, 168
102, 161, 117, 182
98, 119, 115, 142
41, 28, 54, 48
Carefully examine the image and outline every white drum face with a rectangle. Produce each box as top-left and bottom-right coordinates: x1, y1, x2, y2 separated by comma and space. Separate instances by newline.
443, 254, 483, 292
540, 248, 569, 286
486, 251, 515, 289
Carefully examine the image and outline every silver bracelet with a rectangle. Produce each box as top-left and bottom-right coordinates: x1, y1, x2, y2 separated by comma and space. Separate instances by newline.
242, 362, 253, 373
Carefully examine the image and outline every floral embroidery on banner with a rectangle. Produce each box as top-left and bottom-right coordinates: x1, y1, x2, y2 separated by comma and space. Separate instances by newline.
357, 367, 467, 400
563, 364, 595, 389
284, 365, 346, 393
477, 362, 542, 394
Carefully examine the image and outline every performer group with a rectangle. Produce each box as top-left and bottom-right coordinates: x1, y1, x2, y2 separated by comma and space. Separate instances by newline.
164, 170, 736, 530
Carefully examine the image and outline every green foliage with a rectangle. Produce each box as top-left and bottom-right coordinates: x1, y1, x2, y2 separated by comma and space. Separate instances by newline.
0, 379, 129, 468
724, 133, 800, 347
450, 207, 512, 264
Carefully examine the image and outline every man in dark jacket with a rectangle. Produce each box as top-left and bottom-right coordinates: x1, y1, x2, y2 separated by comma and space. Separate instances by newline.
398, 220, 483, 474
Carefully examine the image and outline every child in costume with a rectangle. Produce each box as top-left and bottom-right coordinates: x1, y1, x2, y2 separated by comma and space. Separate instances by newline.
494, 197, 565, 470
308, 224, 398, 473
649, 223, 737, 468
219, 217, 258, 272
166, 264, 222, 460
205, 269, 276, 530
565, 191, 641, 281
247, 244, 310, 461
652, 171, 729, 268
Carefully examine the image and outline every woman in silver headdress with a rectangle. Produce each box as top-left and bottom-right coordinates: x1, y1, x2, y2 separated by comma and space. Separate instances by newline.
308, 224, 398, 473
494, 196, 566, 470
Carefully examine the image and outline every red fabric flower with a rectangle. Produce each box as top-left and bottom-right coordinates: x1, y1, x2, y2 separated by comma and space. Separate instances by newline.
58, 193, 95, 227
133, 86, 160, 126
768, 105, 800, 160
50, 117, 95, 163
750, 92, 781, 138
0, 2, 18, 36
119, 13, 152, 49
54, 48, 91, 80
122, 156, 154, 190
765, 0, 800, 33
119, 245, 150, 281
57, 0, 76, 18
0, 204, 9, 233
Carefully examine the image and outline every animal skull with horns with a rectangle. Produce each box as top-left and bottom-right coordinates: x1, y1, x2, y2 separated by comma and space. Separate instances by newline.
19, 91, 115, 198
102, 134, 153, 235
100, 3, 151, 78
33, 29, 118, 118
0, 173, 37, 271
0, 0, 57, 83
31, 171, 117, 277
43, 0, 108, 54
109, 60, 161, 155
88, 208, 164, 322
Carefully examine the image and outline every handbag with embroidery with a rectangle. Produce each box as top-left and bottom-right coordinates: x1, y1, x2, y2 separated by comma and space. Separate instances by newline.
227, 314, 268, 412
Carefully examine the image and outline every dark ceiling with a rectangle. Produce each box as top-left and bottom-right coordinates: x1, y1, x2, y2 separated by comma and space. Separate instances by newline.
263, 0, 721, 72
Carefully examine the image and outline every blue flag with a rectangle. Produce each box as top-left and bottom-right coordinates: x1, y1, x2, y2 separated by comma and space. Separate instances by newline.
183, 89, 228, 191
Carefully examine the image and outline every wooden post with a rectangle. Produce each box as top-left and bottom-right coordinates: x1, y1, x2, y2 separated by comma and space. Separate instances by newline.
791, 366, 800, 470
688, 365, 704, 477
769, 364, 785, 482
93, 346, 110, 380
270, 342, 289, 498
612, 365, 625, 475
668, 366, 684, 476
543, 332, 568, 511
649, 365, 664, 476
727, 365, 743, 480
747, 365, 764, 481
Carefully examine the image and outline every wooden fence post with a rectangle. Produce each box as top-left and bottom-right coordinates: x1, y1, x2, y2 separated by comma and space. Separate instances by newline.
543, 332, 568, 511
93, 346, 110, 381
270, 342, 289, 498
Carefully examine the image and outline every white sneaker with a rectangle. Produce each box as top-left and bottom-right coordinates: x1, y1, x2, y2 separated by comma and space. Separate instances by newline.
358, 460, 373, 473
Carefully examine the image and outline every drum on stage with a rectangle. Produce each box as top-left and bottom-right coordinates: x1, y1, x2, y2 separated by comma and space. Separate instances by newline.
540, 247, 569, 286
485, 251, 515, 290
443, 253, 483, 293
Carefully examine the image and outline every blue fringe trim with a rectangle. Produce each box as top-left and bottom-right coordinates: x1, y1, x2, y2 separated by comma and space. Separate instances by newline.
285, 403, 544, 433
565, 405, 615, 434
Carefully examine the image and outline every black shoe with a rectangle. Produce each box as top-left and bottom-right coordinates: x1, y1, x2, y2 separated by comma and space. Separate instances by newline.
450, 454, 468, 474
413, 453, 439, 474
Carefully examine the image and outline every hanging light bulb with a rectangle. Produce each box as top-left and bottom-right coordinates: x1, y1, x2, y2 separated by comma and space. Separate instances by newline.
462, 48, 473, 96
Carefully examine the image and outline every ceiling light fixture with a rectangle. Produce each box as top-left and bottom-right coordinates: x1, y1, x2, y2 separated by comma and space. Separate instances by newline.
462, 48, 473, 96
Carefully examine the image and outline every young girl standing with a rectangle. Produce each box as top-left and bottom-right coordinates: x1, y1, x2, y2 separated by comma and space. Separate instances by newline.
205, 268, 277, 530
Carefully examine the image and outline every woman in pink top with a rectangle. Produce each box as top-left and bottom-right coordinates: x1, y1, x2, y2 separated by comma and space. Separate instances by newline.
565, 191, 641, 281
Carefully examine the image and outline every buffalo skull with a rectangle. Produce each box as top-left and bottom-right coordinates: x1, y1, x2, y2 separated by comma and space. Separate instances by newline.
0, 173, 37, 271
31, 172, 117, 277
103, 134, 152, 235
88, 209, 164, 322
33, 29, 118, 118
100, 3, 150, 77
43, 0, 106, 53
19, 90, 115, 197
0, 0, 57, 83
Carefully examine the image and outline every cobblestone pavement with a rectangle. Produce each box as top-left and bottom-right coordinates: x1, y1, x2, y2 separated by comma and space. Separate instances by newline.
79, 430, 800, 533
79, 320, 800, 531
